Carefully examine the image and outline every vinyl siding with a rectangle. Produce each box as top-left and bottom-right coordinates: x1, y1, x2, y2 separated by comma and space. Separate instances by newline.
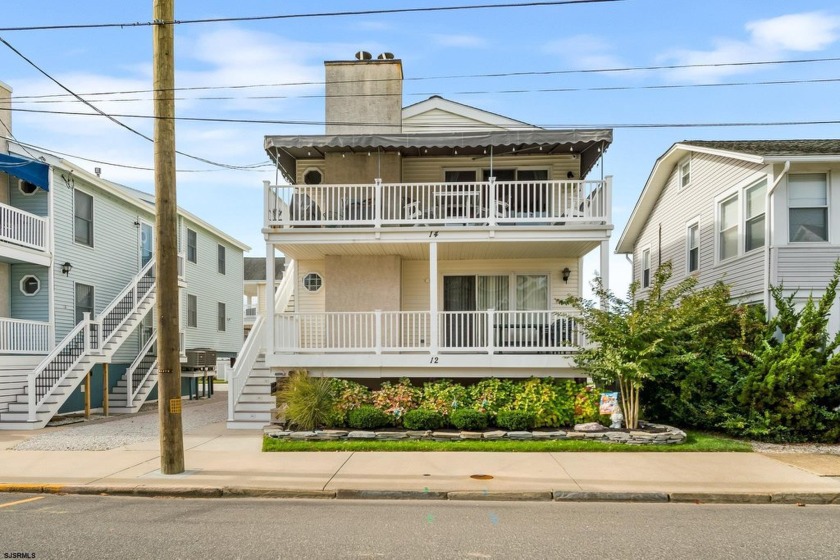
10, 263, 49, 321
180, 218, 244, 354
9, 180, 48, 216
775, 247, 840, 290
402, 109, 507, 133
633, 152, 767, 300
400, 154, 580, 183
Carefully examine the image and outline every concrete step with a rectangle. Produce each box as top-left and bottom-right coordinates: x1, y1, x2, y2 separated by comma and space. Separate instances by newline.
238, 393, 275, 403
0, 410, 51, 424
241, 385, 273, 396
234, 402, 274, 412
230, 410, 271, 423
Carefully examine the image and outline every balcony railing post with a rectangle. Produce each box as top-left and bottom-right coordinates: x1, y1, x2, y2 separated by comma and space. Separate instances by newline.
28, 374, 37, 422
83, 312, 91, 354
374, 309, 382, 354
374, 178, 382, 229
605, 176, 613, 224
488, 177, 497, 227
263, 180, 271, 228
486, 309, 494, 355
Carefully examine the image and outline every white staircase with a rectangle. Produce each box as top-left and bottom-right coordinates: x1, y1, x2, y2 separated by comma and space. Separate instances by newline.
108, 333, 158, 414
227, 259, 296, 429
0, 260, 156, 429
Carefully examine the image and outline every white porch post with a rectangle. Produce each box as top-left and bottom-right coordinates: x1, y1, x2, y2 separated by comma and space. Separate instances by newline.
488, 176, 496, 227
47, 167, 56, 350
600, 239, 610, 308
429, 242, 438, 355
265, 244, 275, 357
374, 178, 382, 229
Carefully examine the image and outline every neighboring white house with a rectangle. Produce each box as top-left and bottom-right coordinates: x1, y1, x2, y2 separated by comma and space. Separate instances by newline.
616, 139, 840, 333
243, 256, 285, 338
227, 54, 614, 428
0, 80, 249, 429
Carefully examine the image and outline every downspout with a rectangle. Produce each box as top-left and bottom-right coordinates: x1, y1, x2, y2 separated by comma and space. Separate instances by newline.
764, 160, 790, 312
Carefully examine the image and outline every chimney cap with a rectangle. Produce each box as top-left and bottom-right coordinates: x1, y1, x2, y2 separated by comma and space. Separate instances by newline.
377, 52, 395, 60
355, 50, 372, 61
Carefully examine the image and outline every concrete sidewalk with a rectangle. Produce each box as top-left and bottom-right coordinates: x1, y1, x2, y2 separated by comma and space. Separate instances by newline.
1, 393, 839, 504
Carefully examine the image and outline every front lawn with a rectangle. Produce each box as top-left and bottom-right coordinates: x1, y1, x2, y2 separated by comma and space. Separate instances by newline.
262, 431, 750, 452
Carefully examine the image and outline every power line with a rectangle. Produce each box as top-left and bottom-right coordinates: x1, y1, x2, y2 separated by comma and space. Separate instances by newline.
5, 105, 840, 130
14, 55, 840, 101
0, 1, 621, 32
0, 35, 269, 170
8, 75, 840, 107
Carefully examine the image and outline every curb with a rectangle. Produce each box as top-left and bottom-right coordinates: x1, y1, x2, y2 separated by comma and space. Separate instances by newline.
1, 484, 838, 504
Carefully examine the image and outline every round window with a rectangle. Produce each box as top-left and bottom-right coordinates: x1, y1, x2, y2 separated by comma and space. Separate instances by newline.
20, 275, 41, 296
19, 180, 38, 196
303, 169, 323, 185
303, 272, 323, 292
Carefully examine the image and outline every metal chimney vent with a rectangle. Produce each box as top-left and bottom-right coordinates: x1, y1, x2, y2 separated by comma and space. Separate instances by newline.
377, 52, 395, 60
355, 50, 372, 60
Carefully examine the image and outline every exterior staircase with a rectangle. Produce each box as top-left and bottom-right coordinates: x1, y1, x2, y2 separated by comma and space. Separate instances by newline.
108, 333, 158, 414
227, 259, 296, 429
0, 260, 156, 429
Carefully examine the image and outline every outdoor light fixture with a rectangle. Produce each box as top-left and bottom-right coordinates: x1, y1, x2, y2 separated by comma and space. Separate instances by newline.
61, 262, 73, 276
562, 267, 571, 283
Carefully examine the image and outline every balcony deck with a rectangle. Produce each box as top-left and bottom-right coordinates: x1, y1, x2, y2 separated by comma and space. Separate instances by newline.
0, 202, 49, 264
0, 318, 50, 354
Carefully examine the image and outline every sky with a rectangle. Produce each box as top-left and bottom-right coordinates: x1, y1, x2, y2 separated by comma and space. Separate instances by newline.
2, 0, 840, 297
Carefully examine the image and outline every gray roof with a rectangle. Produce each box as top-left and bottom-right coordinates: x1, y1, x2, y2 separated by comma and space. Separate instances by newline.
244, 257, 285, 282
683, 139, 840, 157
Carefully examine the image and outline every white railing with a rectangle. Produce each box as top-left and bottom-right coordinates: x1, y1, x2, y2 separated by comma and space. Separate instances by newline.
272, 310, 583, 354
244, 305, 258, 320
178, 252, 186, 281
0, 202, 48, 252
266, 179, 610, 228
228, 259, 297, 421
97, 259, 156, 350
127, 333, 157, 408
0, 318, 50, 354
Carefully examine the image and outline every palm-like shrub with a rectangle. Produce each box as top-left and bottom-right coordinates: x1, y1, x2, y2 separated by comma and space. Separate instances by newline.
276, 371, 335, 430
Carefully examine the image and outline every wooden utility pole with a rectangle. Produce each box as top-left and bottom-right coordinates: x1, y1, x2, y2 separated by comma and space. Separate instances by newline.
153, 0, 184, 474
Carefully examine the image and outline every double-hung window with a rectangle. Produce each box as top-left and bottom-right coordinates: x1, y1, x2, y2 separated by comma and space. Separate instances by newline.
187, 294, 197, 328
687, 223, 699, 273
679, 159, 691, 190
789, 174, 828, 242
217, 244, 226, 274
217, 302, 226, 331
74, 190, 94, 246
745, 180, 767, 252
718, 195, 739, 261
187, 229, 197, 263
641, 248, 651, 288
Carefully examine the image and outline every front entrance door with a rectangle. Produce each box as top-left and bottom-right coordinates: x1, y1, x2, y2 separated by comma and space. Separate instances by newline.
140, 222, 154, 267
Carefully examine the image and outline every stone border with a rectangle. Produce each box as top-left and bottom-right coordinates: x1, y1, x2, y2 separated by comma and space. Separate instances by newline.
264, 423, 686, 445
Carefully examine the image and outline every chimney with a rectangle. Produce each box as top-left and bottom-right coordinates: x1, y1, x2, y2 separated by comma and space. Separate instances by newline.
0, 80, 11, 153
324, 53, 403, 135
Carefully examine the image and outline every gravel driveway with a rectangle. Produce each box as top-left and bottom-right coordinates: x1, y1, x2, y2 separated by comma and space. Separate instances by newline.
11, 393, 228, 452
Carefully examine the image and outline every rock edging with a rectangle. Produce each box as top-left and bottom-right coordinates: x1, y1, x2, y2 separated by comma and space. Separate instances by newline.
264, 422, 686, 445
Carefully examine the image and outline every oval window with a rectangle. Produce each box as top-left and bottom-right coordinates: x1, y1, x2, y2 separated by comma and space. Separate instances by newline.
303, 169, 323, 185
302, 272, 323, 292
20, 275, 41, 296
19, 180, 38, 196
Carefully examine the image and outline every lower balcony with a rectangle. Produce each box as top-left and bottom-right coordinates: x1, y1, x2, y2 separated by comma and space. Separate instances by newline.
0, 318, 51, 354
267, 310, 586, 378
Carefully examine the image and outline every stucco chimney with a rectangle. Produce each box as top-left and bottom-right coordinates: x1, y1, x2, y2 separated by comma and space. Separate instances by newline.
0, 80, 11, 153
324, 55, 403, 135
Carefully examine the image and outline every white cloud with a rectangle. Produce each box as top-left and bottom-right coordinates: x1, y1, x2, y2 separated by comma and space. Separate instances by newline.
660, 11, 840, 83
542, 35, 624, 71
432, 34, 488, 48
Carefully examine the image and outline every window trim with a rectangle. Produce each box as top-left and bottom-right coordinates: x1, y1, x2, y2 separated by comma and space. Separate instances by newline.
217, 243, 226, 275
787, 172, 830, 244
18, 179, 38, 196
302, 272, 323, 293
73, 188, 94, 248
186, 228, 197, 263
187, 293, 198, 328
74, 282, 95, 323
744, 179, 767, 253
20, 275, 41, 296
302, 167, 324, 185
678, 157, 691, 191
442, 272, 551, 311
640, 246, 651, 288
685, 219, 700, 274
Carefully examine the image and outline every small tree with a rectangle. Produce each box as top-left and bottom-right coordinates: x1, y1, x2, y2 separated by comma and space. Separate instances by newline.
562, 262, 739, 429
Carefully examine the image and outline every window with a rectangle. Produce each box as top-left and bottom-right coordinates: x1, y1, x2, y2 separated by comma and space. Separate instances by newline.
303, 168, 323, 185
18, 179, 37, 196
789, 174, 828, 242
20, 275, 40, 296
641, 248, 651, 288
446, 274, 548, 311
217, 302, 226, 331
74, 190, 93, 246
444, 170, 477, 182
516, 275, 549, 310
187, 229, 197, 263
303, 272, 323, 292
745, 180, 767, 252
718, 194, 739, 261
217, 244, 226, 274
75, 283, 94, 323
187, 294, 197, 328
687, 223, 699, 273
679, 159, 691, 189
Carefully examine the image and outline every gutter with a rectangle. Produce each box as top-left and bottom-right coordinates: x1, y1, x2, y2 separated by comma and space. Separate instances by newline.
763, 160, 790, 312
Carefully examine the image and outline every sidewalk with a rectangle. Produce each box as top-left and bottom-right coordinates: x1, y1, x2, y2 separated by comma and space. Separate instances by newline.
1, 390, 839, 504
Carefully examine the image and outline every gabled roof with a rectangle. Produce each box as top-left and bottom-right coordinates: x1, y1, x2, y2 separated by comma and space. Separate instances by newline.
244, 256, 285, 282
402, 96, 537, 132
616, 139, 840, 254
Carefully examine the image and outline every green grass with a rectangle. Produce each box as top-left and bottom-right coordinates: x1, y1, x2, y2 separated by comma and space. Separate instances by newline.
262, 431, 752, 452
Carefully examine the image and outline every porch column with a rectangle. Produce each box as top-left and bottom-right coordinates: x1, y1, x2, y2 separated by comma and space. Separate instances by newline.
600, 240, 610, 308
429, 242, 438, 355
265, 244, 275, 357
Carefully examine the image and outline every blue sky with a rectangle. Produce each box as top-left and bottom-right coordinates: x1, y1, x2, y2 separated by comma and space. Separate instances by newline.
2, 0, 840, 295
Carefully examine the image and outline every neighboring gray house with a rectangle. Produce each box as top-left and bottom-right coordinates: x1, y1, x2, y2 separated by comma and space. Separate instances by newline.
0, 80, 249, 429
617, 140, 840, 334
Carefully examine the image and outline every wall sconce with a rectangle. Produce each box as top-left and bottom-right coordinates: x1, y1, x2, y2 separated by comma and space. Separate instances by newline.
562, 267, 571, 283
61, 262, 73, 276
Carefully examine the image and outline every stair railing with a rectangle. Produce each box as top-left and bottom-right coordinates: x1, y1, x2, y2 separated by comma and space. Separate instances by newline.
228, 259, 296, 421
98, 259, 156, 351
127, 332, 158, 408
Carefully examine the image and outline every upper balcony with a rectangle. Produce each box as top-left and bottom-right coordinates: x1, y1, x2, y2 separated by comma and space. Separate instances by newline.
0, 201, 50, 265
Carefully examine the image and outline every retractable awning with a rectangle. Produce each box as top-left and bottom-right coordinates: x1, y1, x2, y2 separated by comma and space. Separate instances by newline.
0, 153, 50, 191
264, 129, 612, 184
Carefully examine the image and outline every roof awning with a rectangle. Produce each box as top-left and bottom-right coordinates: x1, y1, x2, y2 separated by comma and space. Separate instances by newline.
264, 129, 612, 184
0, 153, 50, 191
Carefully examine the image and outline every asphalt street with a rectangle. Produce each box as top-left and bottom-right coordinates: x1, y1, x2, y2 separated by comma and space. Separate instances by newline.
0, 493, 836, 559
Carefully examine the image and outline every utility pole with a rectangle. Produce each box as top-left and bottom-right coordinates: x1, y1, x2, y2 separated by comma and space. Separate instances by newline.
153, 0, 184, 474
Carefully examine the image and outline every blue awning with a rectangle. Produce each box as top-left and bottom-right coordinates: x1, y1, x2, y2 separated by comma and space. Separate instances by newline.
0, 153, 50, 191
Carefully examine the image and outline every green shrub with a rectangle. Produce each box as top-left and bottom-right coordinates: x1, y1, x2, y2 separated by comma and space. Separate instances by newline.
402, 408, 446, 431
450, 409, 489, 431
372, 378, 421, 425
468, 378, 518, 418
510, 378, 580, 428
495, 410, 535, 431
348, 405, 391, 430
329, 378, 372, 427
420, 379, 472, 416
276, 371, 335, 430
